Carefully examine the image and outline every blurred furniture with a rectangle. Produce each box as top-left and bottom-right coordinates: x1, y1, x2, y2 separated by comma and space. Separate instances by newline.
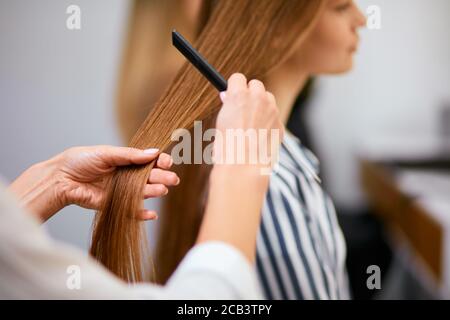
359, 136, 450, 298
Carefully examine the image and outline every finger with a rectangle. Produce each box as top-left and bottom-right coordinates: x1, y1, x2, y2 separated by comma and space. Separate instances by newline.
148, 168, 180, 186
227, 73, 248, 95
136, 209, 158, 221
143, 184, 168, 199
156, 153, 173, 170
266, 91, 276, 105
99, 146, 160, 167
219, 91, 227, 103
248, 79, 266, 94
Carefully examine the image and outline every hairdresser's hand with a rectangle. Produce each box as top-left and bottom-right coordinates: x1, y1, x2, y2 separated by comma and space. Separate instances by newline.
198, 73, 284, 264
9, 146, 179, 222
214, 73, 284, 170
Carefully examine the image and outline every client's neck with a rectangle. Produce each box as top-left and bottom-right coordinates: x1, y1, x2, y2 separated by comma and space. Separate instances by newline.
265, 63, 308, 125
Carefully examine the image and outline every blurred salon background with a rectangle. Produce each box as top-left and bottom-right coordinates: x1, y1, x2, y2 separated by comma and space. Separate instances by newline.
0, 0, 449, 299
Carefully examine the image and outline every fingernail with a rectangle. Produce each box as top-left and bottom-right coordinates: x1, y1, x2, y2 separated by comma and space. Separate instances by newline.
219, 91, 226, 102
175, 177, 180, 185
143, 148, 159, 154
147, 211, 158, 220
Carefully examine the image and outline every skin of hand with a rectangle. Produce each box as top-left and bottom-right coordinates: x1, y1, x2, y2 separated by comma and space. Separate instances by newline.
8, 146, 180, 222
197, 73, 284, 263
213, 73, 284, 170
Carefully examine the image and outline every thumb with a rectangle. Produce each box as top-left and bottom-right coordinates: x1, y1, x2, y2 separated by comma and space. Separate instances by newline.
99, 146, 160, 167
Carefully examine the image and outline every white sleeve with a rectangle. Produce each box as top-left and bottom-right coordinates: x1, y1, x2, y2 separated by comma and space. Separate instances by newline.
160, 241, 262, 299
0, 181, 262, 300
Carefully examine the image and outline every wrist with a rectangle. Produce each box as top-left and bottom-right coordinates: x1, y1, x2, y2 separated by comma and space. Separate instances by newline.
200, 164, 270, 263
210, 164, 270, 190
9, 154, 67, 222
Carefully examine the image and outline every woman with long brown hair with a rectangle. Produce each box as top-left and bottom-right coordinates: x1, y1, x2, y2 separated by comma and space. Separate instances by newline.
0, 73, 282, 298
100, 0, 366, 299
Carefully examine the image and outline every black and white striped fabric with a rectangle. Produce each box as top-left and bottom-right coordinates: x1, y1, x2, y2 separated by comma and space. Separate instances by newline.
256, 132, 350, 300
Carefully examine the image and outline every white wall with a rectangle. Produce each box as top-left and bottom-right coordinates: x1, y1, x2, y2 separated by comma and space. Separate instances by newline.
0, 0, 132, 249
308, 0, 450, 211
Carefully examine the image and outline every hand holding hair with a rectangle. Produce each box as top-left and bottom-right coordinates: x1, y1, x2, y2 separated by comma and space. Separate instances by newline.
9, 146, 179, 222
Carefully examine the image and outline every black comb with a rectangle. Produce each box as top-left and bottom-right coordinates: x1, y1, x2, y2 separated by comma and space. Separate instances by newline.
172, 29, 227, 91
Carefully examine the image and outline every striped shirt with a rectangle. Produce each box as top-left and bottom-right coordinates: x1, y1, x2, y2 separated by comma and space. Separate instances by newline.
256, 132, 350, 300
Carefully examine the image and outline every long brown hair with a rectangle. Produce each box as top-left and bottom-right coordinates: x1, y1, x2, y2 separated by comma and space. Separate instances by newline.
91, 0, 325, 283
116, 0, 209, 141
